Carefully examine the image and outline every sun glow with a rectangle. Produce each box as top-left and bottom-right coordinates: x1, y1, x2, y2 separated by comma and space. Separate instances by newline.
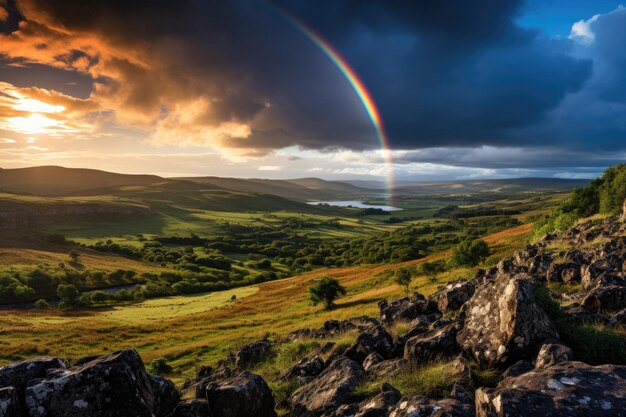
13, 98, 65, 114
7, 114, 62, 135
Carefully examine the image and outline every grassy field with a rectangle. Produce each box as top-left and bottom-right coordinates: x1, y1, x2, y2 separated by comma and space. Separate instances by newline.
0, 223, 532, 385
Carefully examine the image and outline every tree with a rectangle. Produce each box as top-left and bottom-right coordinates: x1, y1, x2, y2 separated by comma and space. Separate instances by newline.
417, 260, 446, 283
34, 299, 49, 309
68, 250, 80, 263
394, 268, 412, 293
57, 284, 80, 307
309, 276, 346, 309
450, 239, 490, 267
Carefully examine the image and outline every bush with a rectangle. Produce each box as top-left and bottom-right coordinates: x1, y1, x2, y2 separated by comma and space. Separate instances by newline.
34, 299, 49, 309
417, 260, 447, 283
308, 276, 346, 309
450, 239, 489, 267
149, 358, 172, 375
394, 268, 413, 293
57, 284, 81, 307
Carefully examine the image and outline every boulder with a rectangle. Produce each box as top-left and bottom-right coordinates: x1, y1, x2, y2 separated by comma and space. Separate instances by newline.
345, 325, 394, 363
0, 356, 66, 403
429, 280, 475, 313
354, 384, 402, 417
289, 357, 365, 417
378, 295, 434, 325
234, 339, 271, 369
501, 360, 534, 379
534, 342, 573, 369
0, 386, 21, 417
404, 322, 460, 363
582, 285, 626, 312
23, 349, 166, 417
279, 356, 325, 382
581, 261, 612, 290
389, 396, 473, 417
193, 361, 234, 399
365, 359, 406, 379
205, 371, 276, 417
362, 353, 384, 373
169, 399, 210, 417
561, 267, 581, 284
151, 375, 181, 417
476, 361, 626, 417
456, 273, 557, 367
610, 308, 626, 326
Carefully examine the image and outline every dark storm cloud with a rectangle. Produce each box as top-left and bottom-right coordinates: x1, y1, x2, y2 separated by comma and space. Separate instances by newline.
0, 0, 624, 168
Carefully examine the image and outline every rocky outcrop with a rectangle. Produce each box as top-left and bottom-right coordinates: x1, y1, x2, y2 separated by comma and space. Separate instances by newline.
389, 396, 473, 417
0, 386, 21, 417
335, 383, 401, 417
205, 371, 276, 417
345, 324, 394, 364
289, 357, 365, 417
582, 285, 626, 311
476, 361, 626, 417
534, 342, 574, 369
404, 322, 460, 363
0, 356, 66, 404
234, 339, 271, 369
23, 350, 176, 417
169, 399, 209, 417
279, 356, 325, 382
378, 295, 434, 325
289, 317, 379, 341
428, 280, 475, 313
457, 273, 557, 367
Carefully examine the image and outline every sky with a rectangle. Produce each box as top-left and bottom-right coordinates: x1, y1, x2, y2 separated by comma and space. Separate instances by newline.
0, 0, 624, 182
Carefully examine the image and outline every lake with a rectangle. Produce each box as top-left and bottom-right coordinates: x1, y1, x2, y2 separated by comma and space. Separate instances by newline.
308, 200, 402, 211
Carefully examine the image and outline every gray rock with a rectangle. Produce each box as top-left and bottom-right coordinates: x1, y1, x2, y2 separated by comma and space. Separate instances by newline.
289, 357, 365, 417
378, 295, 434, 325
205, 371, 276, 417
534, 342, 574, 369
581, 261, 612, 290
365, 359, 406, 379
23, 349, 165, 417
501, 360, 533, 379
353, 384, 402, 417
0, 356, 66, 404
0, 386, 21, 417
345, 325, 394, 363
151, 375, 181, 417
582, 285, 626, 312
476, 361, 626, 417
389, 396, 473, 417
404, 322, 460, 363
429, 280, 475, 313
279, 356, 325, 381
234, 339, 271, 369
610, 308, 626, 326
169, 399, 209, 417
362, 352, 384, 373
457, 273, 557, 367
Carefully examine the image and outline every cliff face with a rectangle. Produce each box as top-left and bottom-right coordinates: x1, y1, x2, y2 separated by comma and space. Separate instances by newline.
0, 203, 150, 230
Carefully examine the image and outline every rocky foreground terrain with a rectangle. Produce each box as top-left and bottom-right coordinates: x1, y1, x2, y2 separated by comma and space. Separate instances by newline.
2, 214, 626, 416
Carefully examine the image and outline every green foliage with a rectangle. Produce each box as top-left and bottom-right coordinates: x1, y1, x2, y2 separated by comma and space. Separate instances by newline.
34, 299, 49, 309
394, 268, 413, 293
534, 163, 626, 237
308, 276, 346, 309
149, 358, 172, 375
417, 260, 447, 283
533, 283, 626, 365
450, 239, 490, 267
57, 284, 81, 308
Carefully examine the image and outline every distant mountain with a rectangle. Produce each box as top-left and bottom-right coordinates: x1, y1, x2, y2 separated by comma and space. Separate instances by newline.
393, 178, 590, 195
0, 166, 170, 196
176, 176, 371, 201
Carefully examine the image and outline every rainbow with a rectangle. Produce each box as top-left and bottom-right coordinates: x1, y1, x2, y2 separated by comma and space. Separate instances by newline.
278, 10, 396, 199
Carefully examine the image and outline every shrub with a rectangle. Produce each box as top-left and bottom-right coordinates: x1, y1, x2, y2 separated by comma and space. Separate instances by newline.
57, 284, 81, 307
308, 276, 346, 309
34, 299, 49, 309
417, 260, 447, 283
394, 268, 413, 293
450, 239, 489, 267
149, 358, 172, 375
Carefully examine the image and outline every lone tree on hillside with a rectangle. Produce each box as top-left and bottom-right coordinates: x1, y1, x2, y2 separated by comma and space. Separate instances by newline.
309, 276, 346, 309
417, 259, 447, 283
394, 268, 413, 293
450, 238, 490, 267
